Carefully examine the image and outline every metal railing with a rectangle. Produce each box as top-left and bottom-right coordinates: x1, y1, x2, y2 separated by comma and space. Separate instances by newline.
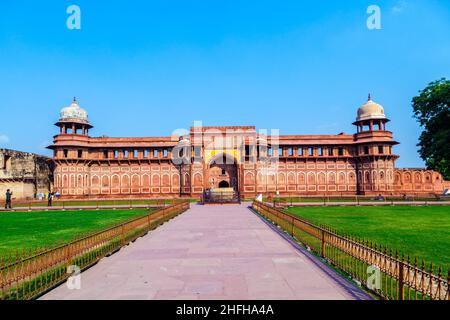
0, 201, 190, 300
252, 201, 449, 300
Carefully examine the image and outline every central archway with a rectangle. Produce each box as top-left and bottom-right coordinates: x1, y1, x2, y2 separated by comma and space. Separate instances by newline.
207, 153, 238, 191
218, 180, 230, 188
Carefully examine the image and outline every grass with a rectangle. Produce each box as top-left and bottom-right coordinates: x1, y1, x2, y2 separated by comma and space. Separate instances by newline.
0, 208, 151, 258
12, 198, 198, 207
267, 196, 449, 203
286, 205, 450, 272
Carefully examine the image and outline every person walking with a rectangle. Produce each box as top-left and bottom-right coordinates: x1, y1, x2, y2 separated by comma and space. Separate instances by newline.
47, 191, 54, 207
5, 189, 12, 209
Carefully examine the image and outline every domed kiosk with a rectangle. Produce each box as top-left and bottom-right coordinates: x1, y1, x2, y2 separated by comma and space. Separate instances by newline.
354, 94, 389, 132
55, 97, 92, 135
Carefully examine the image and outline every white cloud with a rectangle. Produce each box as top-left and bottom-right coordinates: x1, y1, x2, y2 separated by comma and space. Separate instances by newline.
0, 134, 10, 144
392, 1, 408, 14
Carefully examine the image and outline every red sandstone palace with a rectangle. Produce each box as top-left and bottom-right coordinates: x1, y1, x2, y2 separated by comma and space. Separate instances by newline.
48, 97, 449, 199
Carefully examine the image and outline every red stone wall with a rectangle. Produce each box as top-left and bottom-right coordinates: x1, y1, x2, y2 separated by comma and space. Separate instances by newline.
394, 168, 448, 195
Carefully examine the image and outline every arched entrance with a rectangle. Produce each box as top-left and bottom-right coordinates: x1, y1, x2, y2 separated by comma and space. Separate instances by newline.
207, 153, 238, 191
218, 180, 230, 188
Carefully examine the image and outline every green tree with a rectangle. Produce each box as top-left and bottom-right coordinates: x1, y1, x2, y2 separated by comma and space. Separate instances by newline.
412, 78, 450, 180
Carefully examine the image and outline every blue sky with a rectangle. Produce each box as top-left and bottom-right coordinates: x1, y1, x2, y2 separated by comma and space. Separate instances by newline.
0, 0, 449, 167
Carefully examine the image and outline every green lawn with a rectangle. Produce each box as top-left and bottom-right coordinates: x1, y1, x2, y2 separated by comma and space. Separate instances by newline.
12, 198, 197, 208
0, 209, 151, 258
286, 205, 450, 272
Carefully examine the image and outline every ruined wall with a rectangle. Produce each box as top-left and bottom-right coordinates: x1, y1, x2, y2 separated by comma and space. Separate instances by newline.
0, 149, 53, 200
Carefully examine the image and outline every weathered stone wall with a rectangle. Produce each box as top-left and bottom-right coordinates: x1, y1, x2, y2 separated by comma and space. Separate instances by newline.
0, 149, 53, 200
394, 168, 448, 195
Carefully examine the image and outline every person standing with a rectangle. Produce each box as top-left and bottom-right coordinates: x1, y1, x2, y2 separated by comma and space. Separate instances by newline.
47, 191, 54, 207
5, 189, 12, 209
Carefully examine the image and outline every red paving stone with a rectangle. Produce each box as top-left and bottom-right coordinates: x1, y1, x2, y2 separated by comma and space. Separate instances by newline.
41, 203, 369, 300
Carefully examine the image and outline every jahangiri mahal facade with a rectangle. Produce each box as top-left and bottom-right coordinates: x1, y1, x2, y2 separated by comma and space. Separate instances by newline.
47, 97, 450, 199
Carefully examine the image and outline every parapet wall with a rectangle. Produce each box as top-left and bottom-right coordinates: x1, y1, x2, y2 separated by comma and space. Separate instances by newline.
394, 168, 448, 195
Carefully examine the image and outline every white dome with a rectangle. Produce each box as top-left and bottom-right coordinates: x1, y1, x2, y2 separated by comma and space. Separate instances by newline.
59, 97, 90, 124
356, 95, 386, 122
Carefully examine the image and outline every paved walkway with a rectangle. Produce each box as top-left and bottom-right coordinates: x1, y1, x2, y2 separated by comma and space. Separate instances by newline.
41, 203, 368, 300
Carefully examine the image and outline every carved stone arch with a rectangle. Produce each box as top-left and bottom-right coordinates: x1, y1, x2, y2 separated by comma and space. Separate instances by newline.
101, 175, 110, 187
318, 172, 326, 184
338, 171, 346, 184
91, 175, 100, 187
161, 173, 170, 187
152, 174, 160, 186
328, 172, 336, 184
393, 172, 400, 184
131, 174, 140, 187
77, 174, 83, 188
379, 170, 385, 183
268, 172, 275, 185
287, 172, 296, 185
365, 171, 371, 184
307, 172, 315, 184
63, 174, 68, 188
404, 171, 412, 183
142, 174, 150, 186
297, 172, 306, 184
414, 171, 422, 183
122, 174, 130, 187
172, 173, 180, 186
245, 172, 255, 185
349, 172, 356, 184
277, 172, 286, 184
70, 174, 76, 188
257, 171, 264, 184
193, 173, 203, 186
183, 173, 190, 185
111, 174, 120, 188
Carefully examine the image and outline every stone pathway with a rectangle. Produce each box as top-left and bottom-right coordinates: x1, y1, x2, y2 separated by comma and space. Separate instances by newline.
41, 203, 369, 300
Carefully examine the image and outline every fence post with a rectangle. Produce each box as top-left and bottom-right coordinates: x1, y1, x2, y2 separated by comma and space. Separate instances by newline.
121, 225, 125, 246
398, 257, 405, 300
321, 229, 325, 258
291, 216, 294, 237
67, 243, 72, 269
